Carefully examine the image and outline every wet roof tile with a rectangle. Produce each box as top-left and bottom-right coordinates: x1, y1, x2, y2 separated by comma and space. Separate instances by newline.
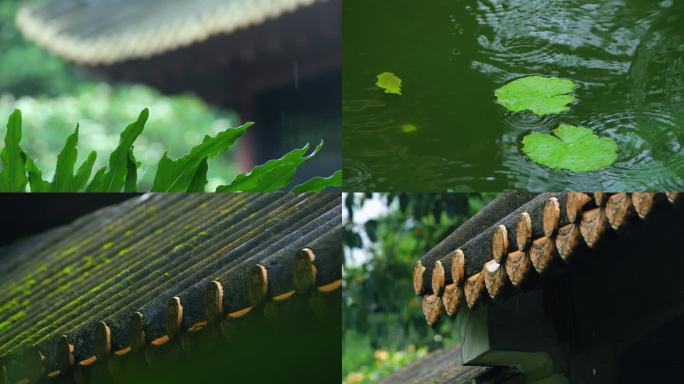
414, 192, 681, 326
0, 192, 341, 382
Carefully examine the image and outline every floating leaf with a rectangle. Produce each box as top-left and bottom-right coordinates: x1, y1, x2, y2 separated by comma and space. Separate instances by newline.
87, 109, 148, 192
401, 124, 417, 133
522, 124, 618, 172
151, 122, 252, 192
495, 76, 575, 115
217, 141, 324, 192
376, 72, 402, 95
292, 170, 342, 192
0, 110, 27, 192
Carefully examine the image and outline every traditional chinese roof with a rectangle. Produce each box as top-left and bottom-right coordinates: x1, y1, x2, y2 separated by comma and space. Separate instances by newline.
15, 0, 328, 65
0, 193, 341, 383
413, 192, 681, 326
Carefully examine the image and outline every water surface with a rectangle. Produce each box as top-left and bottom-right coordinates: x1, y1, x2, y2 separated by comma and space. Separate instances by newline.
343, 0, 684, 191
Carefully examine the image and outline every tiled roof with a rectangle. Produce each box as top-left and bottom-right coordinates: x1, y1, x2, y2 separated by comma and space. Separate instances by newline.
15, 0, 327, 65
414, 192, 681, 326
0, 193, 341, 383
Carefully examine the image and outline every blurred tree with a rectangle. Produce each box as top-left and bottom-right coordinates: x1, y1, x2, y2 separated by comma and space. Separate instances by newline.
342, 193, 496, 383
0, 1, 86, 96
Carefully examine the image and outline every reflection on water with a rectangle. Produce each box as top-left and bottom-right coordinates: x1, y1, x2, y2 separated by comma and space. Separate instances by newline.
343, 0, 684, 191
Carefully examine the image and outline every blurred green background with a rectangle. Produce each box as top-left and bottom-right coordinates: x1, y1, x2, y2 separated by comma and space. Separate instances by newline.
342, 193, 496, 383
0, 1, 240, 190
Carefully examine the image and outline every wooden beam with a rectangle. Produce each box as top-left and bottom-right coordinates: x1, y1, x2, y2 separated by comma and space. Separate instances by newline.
56, 335, 74, 374
422, 294, 442, 327
165, 296, 183, 338
293, 248, 317, 294
205, 280, 224, 322
431, 260, 446, 296
413, 193, 537, 295
566, 193, 594, 223
605, 193, 633, 230
128, 312, 146, 352
442, 283, 463, 317
529, 237, 558, 274
555, 223, 582, 261
505, 250, 532, 287
632, 192, 668, 219
666, 192, 680, 204
464, 272, 486, 309
579, 208, 609, 248
483, 260, 508, 299
94, 321, 111, 362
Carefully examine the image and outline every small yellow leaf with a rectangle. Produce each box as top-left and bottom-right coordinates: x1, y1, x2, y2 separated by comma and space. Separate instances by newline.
376, 72, 402, 95
401, 124, 417, 133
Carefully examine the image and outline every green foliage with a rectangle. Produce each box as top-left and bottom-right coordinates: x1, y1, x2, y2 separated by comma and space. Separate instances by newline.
217, 142, 324, 192
87, 109, 148, 192
376, 72, 402, 95
522, 124, 618, 172
187, 157, 209, 192
0, 110, 27, 191
0, 110, 341, 192
292, 170, 342, 192
0, 85, 242, 189
151, 121, 252, 192
0, 2, 86, 96
495, 75, 575, 115
343, 331, 428, 384
25, 124, 98, 192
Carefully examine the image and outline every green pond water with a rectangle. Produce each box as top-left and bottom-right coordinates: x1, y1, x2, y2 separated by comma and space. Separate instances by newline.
342, 0, 684, 191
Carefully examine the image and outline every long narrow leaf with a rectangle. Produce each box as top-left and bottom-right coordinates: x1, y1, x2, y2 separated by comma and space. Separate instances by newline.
24, 152, 50, 192
24, 126, 97, 192
216, 141, 324, 192
87, 109, 148, 192
187, 156, 209, 192
151, 122, 253, 192
124, 149, 138, 192
72, 151, 97, 192
291, 170, 342, 192
0, 110, 28, 192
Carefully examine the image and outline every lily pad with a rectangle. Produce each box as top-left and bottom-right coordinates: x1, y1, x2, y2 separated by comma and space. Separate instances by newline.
376, 72, 402, 95
495, 76, 575, 115
522, 124, 618, 172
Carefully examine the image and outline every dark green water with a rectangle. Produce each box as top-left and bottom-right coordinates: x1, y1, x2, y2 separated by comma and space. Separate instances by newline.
342, 0, 684, 191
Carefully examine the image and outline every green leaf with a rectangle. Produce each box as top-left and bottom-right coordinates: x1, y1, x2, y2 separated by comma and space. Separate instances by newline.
495, 76, 575, 115
86, 108, 148, 192
292, 170, 342, 192
51, 125, 97, 192
72, 151, 97, 192
522, 124, 618, 172
24, 153, 50, 192
187, 156, 209, 192
217, 141, 324, 192
376, 72, 402, 95
124, 149, 138, 192
0, 110, 27, 192
151, 122, 253, 192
